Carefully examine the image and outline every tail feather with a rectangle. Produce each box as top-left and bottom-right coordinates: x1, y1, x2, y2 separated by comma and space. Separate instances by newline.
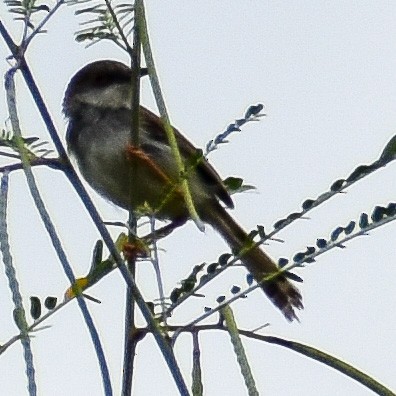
201, 202, 303, 321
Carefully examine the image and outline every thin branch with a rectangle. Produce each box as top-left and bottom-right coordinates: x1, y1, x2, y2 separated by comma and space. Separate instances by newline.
22, 0, 65, 52
5, 66, 113, 395
136, 0, 204, 231
0, 157, 64, 174
191, 331, 203, 396
149, 216, 167, 323
237, 330, 394, 396
171, 325, 395, 396
103, 0, 133, 53
221, 306, 258, 396
0, 170, 37, 396
122, 4, 141, 393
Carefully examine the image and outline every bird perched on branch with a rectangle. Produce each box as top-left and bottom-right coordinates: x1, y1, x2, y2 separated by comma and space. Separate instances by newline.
63, 60, 303, 321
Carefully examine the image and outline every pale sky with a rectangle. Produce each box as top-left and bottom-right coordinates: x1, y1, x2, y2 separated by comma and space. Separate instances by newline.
0, 2, 395, 395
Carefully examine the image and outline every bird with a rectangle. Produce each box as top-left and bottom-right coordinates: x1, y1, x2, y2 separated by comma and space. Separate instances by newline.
63, 60, 303, 321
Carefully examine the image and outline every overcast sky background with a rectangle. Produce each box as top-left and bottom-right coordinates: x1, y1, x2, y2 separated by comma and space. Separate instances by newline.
0, 2, 396, 395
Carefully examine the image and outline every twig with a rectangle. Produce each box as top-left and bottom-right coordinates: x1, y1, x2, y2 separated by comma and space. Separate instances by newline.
103, 0, 133, 53
222, 305, 258, 396
172, 324, 394, 396
149, 216, 167, 324
136, 0, 204, 232
191, 331, 203, 396
0, 170, 37, 395
122, 4, 141, 394
6, 63, 114, 394
22, 0, 65, 52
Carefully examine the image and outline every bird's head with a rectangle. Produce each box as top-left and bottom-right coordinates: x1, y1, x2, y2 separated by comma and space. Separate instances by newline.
63, 60, 133, 117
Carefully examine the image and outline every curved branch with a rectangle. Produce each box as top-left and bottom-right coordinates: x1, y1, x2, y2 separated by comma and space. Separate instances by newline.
170, 324, 394, 396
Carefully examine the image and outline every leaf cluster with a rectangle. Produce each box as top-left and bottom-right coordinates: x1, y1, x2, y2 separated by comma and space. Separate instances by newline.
205, 104, 265, 155
68, 0, 134, 48
4, 0, 50, 29
0, 129, 51, 158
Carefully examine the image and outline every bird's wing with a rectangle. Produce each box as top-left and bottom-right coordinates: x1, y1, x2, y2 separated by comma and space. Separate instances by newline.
140, 106, 234, 209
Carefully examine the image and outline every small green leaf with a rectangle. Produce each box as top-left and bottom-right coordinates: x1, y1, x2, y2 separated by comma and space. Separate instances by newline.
305, 246, 316, 255
316, 239, 327, 248
223, 177, 243, 190
386, 203, 396, 216
30, 296, 41, 320
359, 213, 369, 229
91, 240, 103, 268
35, 4, 50, 12
287, 212, 301, 221
379, 134, 396, 164
344, 221, 356, 235
246, 230, 258, 241
245, 103, 264, 118
230, 285, 241, 294
23, 136, 40, 145
44, 296, 57, 310
13, 308, 28, 332
293, 252, 305, 263
330, 226, 344, 241
207, 263, 218, 273
223, 176, 256, 194
330, 179, 346, 192
284, 271, 303, 283
218, 253, 231, 267
347, 165, 375, 183
273, 218, 287, 229
302, 199, 315, 210
181, 276, 196, 292
371, 206, 387, 222
278, 258, 289, 268
170, 288, 181, 303
192, 263, 206, 276
256, 225, 266, 238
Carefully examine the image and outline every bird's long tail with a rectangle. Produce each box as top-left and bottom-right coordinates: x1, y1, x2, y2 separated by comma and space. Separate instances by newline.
201, 202, 303, 321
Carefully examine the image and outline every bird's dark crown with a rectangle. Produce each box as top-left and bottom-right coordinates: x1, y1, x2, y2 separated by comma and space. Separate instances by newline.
63, 60, 132, 116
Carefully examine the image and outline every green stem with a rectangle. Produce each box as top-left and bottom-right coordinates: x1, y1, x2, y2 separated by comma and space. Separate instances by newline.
222, 306, 259, 396
135, 0, 204, 231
